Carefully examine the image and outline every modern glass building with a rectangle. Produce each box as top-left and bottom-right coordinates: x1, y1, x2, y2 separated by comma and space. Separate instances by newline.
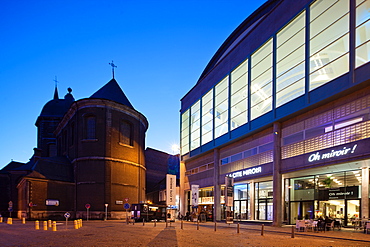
179, 0, 369, 226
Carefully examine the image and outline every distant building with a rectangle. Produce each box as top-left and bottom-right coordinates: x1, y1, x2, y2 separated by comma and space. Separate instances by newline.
145, 148, 179, 205
0, 78, 148, 220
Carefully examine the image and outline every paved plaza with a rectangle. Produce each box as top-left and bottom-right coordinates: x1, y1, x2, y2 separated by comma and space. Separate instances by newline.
1, 219, 370, 246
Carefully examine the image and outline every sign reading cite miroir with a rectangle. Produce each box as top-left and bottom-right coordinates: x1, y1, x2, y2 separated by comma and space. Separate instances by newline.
226, 166, 262, 178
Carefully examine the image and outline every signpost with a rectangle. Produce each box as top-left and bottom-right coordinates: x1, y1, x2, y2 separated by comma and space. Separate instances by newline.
8, 201, 13, 218
124, 199, 130, 223
85, 204, 91, 221
64, 212, 70, 229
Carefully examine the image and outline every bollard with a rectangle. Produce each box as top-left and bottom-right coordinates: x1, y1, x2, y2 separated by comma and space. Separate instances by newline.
143, 218, 145, 226
7, 218, 12, 225
166, 220, 168, 228
154, 219, 156, 227
78, 219, 81, 228
52, 221, 57, 231
291, 225, 295, 238
181, 220, 183, 230
43, 221, 48, 230
261, 224, 264, 236
35, 220, 40, 230
80, 219, 83, 228
0, 217, 3, 223
48, 220, 52, 228
126, 217, 128, 225
197, 220, 199, 230
22, 217, 26, 224
74, 220, 78, 229
214, 222, 217, 232
237, 223, 240, 234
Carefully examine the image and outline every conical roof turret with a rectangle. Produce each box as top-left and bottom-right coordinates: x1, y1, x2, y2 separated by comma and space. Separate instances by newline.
90, 79, 134, 109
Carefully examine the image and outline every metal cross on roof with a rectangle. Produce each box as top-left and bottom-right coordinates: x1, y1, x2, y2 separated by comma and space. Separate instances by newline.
53, 76, 58, 87
109, 60, 117, 79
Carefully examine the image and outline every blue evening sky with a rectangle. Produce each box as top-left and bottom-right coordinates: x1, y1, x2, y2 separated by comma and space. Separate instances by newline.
0, 0, 266, 169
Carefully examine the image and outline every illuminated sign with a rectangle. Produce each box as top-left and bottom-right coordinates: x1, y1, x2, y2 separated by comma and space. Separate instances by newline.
308, 144, 358, 162
45, 199, 59, 206
227, 166, 262, 178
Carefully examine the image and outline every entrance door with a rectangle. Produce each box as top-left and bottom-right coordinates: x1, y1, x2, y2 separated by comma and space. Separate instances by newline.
234, 200, 248, 220
257, 199, 273, 220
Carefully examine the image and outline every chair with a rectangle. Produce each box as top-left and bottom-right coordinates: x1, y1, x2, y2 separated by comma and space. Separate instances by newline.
326, 221, 335, 231
296, 220, 306, 232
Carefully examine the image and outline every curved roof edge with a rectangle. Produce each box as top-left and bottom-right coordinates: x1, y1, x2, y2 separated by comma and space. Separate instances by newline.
197, 0, 281, 83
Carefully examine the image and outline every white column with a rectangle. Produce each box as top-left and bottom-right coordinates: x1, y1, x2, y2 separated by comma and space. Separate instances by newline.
250, 181, 255, 220
361, 164, 369, 219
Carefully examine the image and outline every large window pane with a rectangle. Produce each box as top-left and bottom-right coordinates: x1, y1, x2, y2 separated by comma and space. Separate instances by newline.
309, 0, 349, 91
202, 89, 213, 145
181, 109, 190, 155
190, 100, 200, 150
251, 39, 272, 120
356, 0, 370, 67
214, 77, 229, 138
277, 11, 305, 107
231, 60, 248, 130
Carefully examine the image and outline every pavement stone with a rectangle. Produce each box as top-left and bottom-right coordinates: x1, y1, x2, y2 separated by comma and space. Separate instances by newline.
1, 219, 370, 246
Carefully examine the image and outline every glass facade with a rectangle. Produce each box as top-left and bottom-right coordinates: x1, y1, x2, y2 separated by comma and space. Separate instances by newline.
287, 170, 362, 225
234, 183, 251, 220
180, 0, 369, 155
255, 181, 273, 220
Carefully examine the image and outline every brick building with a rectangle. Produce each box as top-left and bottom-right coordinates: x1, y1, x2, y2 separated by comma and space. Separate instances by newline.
0, 78, 148, 220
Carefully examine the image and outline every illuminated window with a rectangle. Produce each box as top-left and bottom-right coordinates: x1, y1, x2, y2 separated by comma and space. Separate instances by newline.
214, 76, 229, 138
231, 60, 248, 130
190, 100, 201, 150
309, 0, 349, 90
355, 0, 370, 67
201, 89, 213, 145
251, 39, 273, 120
181, 109, 190, 155
276, 11, 305, 107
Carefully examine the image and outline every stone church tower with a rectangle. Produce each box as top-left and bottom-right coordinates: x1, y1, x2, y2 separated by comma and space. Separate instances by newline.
54, 79, 148, 217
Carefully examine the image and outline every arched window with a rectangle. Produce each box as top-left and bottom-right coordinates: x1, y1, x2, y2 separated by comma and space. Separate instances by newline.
120, 120, 133, 146
85, 115, 96, 140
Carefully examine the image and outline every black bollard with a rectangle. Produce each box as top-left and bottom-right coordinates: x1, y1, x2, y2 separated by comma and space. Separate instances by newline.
291, 225, 295, 238
261, 224, 264, 236
214, 222, 217, 231
237, 223, 240, 234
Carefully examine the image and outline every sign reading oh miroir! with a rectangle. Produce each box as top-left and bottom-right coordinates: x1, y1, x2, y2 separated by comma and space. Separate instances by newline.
308, 144, 358, 163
